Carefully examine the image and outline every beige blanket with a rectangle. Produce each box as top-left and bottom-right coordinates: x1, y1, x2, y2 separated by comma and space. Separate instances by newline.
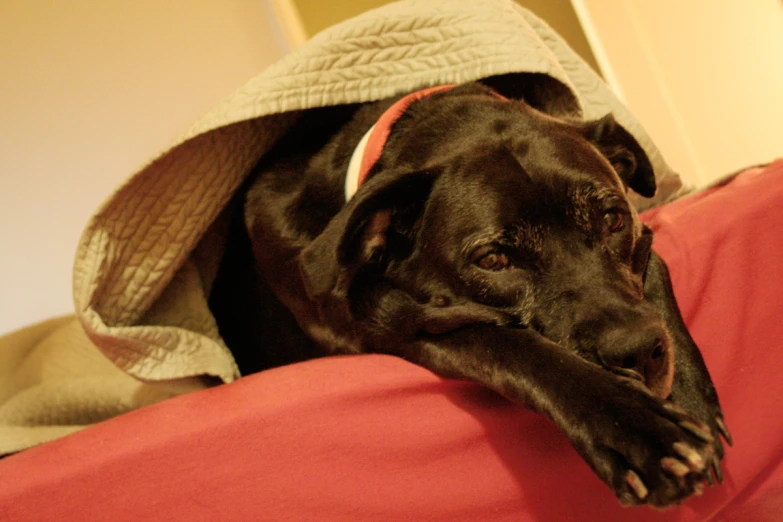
0, 0, 683, 455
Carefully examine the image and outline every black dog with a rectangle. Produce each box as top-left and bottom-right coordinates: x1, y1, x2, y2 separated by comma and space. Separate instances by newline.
210, 81, 731, 507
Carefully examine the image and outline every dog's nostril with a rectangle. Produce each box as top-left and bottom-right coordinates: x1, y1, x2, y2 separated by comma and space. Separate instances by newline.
621, 355, 637, 369
596, 326, 670, 396
599, 335, 666, 374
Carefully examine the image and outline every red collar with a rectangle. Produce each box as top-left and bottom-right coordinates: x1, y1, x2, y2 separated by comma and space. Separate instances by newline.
344, 85, 458, 200
345, 84, 509, 200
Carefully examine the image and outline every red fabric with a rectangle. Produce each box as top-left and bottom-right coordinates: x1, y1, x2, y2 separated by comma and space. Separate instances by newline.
1, 160, 782, 521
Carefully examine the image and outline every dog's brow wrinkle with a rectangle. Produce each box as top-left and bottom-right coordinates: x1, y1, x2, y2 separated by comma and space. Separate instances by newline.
565, 185, 592, 229
509, 222, 544, 255
567, 182, 625, 232
462, 231, 505, 257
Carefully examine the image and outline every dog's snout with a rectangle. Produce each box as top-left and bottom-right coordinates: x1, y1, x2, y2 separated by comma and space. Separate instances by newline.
598, 324, 663, 372
595, 322, 674, 398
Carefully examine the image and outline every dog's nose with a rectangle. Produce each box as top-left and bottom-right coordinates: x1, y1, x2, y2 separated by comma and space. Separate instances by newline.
596, 323, 672, 397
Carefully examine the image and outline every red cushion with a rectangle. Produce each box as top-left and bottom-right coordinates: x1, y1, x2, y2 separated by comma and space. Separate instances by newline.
2, 160, 782, 521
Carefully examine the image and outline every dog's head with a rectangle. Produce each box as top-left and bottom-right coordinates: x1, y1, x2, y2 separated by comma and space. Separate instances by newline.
300, 84, 673, 397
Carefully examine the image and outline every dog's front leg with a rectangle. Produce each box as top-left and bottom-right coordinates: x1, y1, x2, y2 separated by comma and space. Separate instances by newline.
402, 325, 716, 507
644, 251, 731, 483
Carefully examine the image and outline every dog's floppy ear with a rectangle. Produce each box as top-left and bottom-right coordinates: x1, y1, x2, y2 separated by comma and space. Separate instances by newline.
299, 168, 437, 303
582, 114, 657, 198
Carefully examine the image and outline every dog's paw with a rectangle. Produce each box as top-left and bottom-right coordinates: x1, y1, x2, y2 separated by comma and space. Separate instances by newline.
670, 368, 733, 486
576, 380, 719, 507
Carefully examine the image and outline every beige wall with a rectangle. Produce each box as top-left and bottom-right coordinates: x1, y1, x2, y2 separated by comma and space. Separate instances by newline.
0, 1, 289, 335
582, 0, 783, 185
293, 0, 601, 73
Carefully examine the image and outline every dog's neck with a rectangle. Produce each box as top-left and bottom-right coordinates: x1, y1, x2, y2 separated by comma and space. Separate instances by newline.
344, 85, 457, 201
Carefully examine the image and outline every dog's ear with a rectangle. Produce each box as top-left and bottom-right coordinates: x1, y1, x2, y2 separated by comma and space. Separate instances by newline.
299, 168, 436, 303
582, 114, 657, 198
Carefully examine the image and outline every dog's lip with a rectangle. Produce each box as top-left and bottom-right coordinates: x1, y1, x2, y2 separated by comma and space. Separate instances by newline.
649, 380, 674, 399
649, 378, 674, 399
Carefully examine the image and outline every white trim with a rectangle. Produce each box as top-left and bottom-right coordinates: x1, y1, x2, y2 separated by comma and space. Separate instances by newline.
265, 0, 308, 51
569, 0, 627, 103
345, 125, 375, 201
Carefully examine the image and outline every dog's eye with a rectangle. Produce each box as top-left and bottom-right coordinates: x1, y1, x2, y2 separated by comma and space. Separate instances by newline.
474, 251, 510, 271
603, 209, 625, 233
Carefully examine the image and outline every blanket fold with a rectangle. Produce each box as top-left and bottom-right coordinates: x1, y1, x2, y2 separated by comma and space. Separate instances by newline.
0, 0, 682, 455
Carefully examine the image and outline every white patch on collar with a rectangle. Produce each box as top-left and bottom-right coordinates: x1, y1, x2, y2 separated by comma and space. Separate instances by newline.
345, 124, 375, 201
343, 85, 498, 202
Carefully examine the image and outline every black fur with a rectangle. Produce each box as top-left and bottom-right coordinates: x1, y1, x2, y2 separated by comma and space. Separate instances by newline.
210, 81, 729, 507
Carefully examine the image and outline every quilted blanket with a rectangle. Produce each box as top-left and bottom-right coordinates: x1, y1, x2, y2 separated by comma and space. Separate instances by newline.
0, 0, 682, 455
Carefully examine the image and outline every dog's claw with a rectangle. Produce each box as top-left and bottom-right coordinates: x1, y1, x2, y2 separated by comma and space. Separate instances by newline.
716, 416, 733, 446
693, 482, 705, 496
662, 457, 690, 477
625, 470, 648, 500
663, 402, 688, 416
613, 367, 645, 383
673, 442, 706, 470
705, 468, 715, 487
711, 455, 724, 485
679, 420, 715, 443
